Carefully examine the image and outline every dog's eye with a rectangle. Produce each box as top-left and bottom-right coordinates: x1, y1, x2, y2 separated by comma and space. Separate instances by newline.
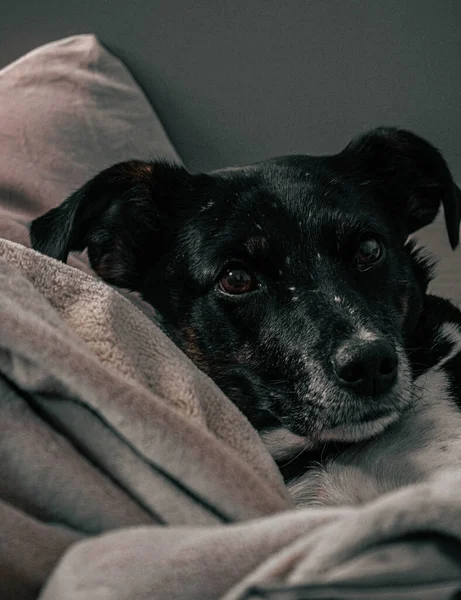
355, 237, 384, 271
219, 264, 257, 294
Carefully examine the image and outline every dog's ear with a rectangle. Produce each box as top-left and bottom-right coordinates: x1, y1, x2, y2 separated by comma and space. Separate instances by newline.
342, 127, 461, 248
30, 161, 192, 288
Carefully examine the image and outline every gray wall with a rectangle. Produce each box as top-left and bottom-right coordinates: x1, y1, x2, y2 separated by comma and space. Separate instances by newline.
2, 1, 460, 177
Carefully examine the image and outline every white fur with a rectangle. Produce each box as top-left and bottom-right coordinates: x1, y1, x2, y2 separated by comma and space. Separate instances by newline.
357, 328, 378, 341
261, 428, 311, 461
199, 199, 215, 212
437, 321, 461, 364
285, 322, 461, 508
317, 412, 400, 443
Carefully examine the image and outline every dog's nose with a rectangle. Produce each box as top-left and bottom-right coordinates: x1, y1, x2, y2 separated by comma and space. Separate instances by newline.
332, 339, 398, 396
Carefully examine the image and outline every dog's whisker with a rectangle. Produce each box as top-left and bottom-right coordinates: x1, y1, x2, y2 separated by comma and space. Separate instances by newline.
278, 442, 311, 469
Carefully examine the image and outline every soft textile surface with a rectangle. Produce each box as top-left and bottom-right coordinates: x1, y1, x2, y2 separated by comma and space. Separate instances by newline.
40, 478, 461, 600
0, 237, 291, 598
412, 211, 461, 306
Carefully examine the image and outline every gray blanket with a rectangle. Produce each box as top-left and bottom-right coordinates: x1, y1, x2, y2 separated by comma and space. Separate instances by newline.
2, 236, 461, 600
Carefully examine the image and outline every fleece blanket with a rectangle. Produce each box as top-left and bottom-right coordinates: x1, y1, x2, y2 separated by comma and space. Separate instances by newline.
2, 236, 461, 600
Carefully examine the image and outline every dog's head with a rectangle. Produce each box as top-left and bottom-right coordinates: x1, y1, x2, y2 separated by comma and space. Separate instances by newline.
30, 128, 461, 444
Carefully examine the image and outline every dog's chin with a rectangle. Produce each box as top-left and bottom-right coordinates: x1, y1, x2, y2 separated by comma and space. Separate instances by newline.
315, 411, 400, 443
262, 410, 401, 461
286, 391, 409, 444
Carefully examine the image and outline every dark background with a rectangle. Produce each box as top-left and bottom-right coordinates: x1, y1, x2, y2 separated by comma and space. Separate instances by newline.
2, 0, 460, 176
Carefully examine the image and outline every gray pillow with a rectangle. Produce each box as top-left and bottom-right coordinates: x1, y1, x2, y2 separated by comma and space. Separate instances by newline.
0, 34, 180, 273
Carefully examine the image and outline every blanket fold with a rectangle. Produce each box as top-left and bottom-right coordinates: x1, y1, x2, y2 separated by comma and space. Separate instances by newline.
0, 500, 80, 600
0, 236, 292, 598
39, 484, 461, 600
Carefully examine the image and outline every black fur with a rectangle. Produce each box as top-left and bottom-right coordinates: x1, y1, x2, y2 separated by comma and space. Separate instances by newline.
30, 127, 461, 443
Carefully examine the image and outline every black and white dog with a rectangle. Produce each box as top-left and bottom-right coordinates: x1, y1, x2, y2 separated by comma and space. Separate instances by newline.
268, 293, 461, 507
30, 127, 461, 507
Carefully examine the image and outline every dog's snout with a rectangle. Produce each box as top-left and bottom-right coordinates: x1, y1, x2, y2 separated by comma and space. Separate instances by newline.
332, 339, 398, 396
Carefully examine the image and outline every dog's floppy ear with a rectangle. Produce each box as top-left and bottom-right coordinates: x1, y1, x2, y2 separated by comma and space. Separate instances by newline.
30, 160, 191, 288
342, 127, 461, 248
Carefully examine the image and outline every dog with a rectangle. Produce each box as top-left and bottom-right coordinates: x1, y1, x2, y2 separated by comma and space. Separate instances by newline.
30, 127, 461, 506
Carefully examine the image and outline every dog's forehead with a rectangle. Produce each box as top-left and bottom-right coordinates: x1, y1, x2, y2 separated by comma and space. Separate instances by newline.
184, 158, 392, 285
209, 156, 380, 237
